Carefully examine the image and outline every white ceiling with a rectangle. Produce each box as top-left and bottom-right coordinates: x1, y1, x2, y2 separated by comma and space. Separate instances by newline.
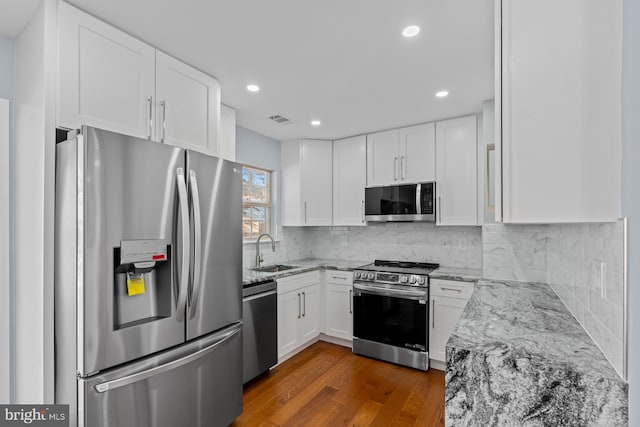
2, 0, 494, 141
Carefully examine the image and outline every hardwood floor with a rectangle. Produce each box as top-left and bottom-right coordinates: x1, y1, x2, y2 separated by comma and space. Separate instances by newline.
232, 341, 445, 427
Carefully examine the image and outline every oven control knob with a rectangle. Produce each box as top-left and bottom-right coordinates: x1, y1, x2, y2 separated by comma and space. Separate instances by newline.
400, 275, 408, 283
409, 276, 417, 284
417, 276, 426, 285
367, 273, 375, 280
354, 271, 360, 279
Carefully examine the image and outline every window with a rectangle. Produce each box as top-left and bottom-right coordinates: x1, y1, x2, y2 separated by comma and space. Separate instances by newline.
242, 165, 272, 240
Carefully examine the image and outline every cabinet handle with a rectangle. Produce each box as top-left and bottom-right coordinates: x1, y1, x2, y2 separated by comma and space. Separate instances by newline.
302, 291, 306, 317
349, 289, 352, 314
361, 200, 365, 223
393, 157, 398, 181
160, 100, 167, 143
304, 202, 308, 224
297, 293, 301, 319
332, 276, 347, 281
401, 156, 405, 180
432, 299, 435, 328
441, 287, 462, 293
438, 196, 441, 224
147, 96, 153, 140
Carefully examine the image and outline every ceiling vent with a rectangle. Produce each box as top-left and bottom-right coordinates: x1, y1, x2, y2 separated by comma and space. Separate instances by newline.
269, 114, 293, 125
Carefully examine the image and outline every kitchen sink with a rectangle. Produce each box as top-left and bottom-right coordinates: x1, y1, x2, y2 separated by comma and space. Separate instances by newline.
252, 264, 297, 273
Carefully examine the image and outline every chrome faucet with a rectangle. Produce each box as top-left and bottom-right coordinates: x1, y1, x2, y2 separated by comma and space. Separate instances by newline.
255, 233, 276, 268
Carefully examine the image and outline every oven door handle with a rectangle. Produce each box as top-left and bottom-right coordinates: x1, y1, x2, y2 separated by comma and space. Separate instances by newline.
353, 283, 427, 301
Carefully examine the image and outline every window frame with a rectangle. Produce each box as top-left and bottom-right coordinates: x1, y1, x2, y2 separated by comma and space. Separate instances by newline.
242, 164, 273, 242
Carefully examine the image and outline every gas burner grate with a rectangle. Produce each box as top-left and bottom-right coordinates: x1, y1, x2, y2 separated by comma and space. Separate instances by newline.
373, 260, 440, 270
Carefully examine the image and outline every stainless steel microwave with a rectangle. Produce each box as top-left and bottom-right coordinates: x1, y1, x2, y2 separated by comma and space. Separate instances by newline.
364, 182, 436, 222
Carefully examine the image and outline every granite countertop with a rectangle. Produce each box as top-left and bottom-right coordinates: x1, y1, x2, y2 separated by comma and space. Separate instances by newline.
446, 279, 628, 425
242, 258, 366, 285
429, 266, 482, 282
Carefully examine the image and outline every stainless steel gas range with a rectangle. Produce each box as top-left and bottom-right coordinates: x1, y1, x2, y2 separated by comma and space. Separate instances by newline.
352, 260, 439, 371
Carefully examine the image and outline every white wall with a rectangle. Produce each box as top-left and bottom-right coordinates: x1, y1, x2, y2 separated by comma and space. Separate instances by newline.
13, 0, 56, 403
622, 0, 640, 421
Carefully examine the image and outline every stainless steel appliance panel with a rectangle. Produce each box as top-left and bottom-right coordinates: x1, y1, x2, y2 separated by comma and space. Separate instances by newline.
353, 338, 428, 371
82, 322, 243, 427
242, 281, 277, 383
186, 152, 242, 340
81, 127, 186, 374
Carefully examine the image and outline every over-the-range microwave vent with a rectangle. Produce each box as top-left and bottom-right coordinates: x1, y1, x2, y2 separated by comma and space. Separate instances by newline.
269, 114, 293, 125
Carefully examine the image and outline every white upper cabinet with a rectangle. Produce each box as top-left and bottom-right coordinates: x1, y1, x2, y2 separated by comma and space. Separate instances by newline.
58, 2, 155, 140
367, 124, 435, 186
366, 129, 398, 186
399, 123, 436, 183
497, 0, 621, 223
281, 139, 332, 226
333, 135, 366, 226
435, 115, 478, 226
155, 51, 220, 156
58, 3, 222, 157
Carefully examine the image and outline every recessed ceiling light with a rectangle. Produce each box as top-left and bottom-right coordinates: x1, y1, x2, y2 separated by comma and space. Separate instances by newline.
311, 120, 321, 126
436, 90, 449, 98
402, 25, 420, 38
246, 84, 260, 92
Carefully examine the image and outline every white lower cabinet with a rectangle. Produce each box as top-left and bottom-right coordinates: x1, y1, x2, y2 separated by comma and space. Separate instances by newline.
324, 271, 353, 341
429, 278, 475, 363
276, 272, 321, 358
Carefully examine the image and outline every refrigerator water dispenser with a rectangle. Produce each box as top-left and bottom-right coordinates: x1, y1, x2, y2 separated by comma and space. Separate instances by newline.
114, 240, 172, 329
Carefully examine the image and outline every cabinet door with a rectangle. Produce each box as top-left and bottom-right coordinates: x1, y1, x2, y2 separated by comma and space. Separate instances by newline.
156, 51, 220, 156
324, 284, 353, 340
366, 129, 399, 186
399, 123, 436, 183
333, 136, 366, 226
58, 3, 155, 139
277, 291, 300, 358
298, 283, 321, 342
499, 0, 621, 223
300, 140, 332, 225
435, 115, 478, 226
429, 295, 468, 362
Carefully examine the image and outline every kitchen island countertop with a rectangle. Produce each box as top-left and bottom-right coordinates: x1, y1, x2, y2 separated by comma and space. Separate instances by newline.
446, 279, 628, 426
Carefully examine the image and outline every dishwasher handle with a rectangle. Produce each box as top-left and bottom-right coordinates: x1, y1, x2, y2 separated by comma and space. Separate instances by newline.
242, 289, 277, 302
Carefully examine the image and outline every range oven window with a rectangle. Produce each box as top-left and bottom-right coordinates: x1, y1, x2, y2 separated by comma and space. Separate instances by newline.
353, 292, 427, 352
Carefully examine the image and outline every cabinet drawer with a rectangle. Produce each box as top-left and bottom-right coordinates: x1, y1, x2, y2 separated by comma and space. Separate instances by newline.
277, 271, 320, 294
430, 278, 474, 300
325, 270, 353, 286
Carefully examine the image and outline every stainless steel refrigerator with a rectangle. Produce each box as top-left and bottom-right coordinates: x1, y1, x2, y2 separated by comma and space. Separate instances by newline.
54, 126, 243, 427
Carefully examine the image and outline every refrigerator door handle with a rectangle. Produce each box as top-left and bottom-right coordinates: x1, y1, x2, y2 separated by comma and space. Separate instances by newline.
93, 326, 241, 393
188, 169, 202, 316
175, 168, 190, 322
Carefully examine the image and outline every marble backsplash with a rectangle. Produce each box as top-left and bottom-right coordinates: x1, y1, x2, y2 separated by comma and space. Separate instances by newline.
483, 224, 549, 282
301, 223, 483, 268
243, 223, 483, 269
547, 221, 626, 379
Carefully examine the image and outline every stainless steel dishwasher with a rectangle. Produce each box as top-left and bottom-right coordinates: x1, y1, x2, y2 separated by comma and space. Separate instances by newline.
242, 279, 278, 384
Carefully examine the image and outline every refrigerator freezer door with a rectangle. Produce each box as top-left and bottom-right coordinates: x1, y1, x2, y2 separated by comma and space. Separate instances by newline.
186, 152, 242, 340
82, 322, 243, 427
79, 126, 187, 374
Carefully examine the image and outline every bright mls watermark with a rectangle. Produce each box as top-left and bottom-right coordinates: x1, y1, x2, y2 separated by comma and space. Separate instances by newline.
0, 406, 68, 426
